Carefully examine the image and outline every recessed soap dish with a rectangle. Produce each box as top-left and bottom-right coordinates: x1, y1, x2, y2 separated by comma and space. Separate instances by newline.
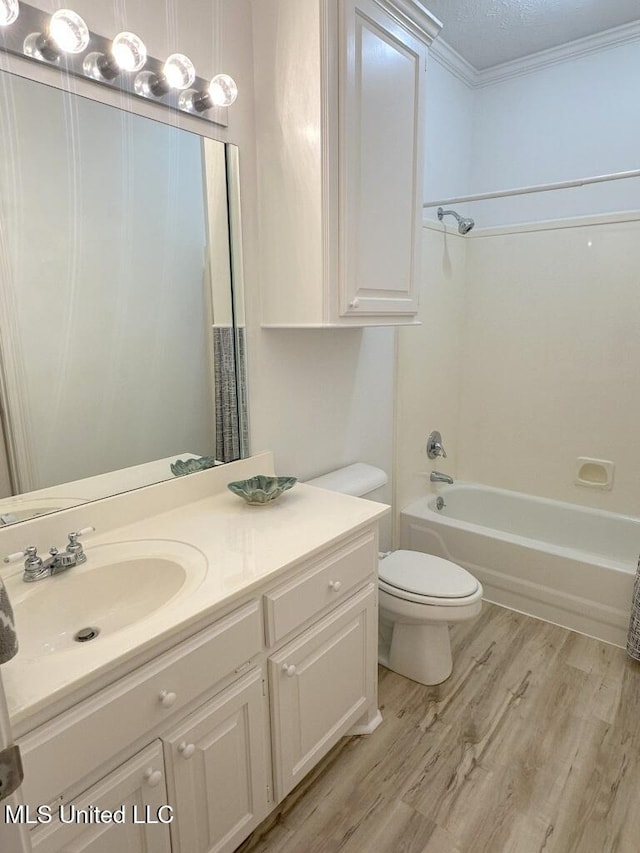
575, 458, 614, 491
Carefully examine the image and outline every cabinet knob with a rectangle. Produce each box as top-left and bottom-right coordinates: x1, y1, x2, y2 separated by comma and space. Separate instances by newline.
349, 298, 360, 309
143, 769, 163, 788
282, 664, 297, 678
178, 742, 196, 760
328, 580, 342, 591
159, 690, 177, 708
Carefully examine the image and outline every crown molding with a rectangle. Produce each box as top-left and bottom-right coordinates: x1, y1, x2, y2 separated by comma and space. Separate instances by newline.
477, 19, 640, 86
429, 19, 640, 90
428, 38, 476, 87
384, 0, 443, 46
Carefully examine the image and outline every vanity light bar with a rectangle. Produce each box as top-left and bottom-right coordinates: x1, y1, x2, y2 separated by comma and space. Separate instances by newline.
0, 2, 236, 126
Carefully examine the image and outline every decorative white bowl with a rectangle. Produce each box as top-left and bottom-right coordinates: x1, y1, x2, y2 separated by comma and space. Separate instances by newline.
227, 475, 297, 505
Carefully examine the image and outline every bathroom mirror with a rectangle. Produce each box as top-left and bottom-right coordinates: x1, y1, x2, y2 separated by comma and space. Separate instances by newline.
0, 70, 248, 525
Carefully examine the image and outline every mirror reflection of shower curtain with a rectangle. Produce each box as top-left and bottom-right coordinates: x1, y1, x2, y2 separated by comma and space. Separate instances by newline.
213, 326, 248, 462
212, 144, 249, 463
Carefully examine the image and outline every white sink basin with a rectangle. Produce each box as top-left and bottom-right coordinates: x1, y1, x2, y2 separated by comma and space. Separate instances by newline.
10, 540, 207, 659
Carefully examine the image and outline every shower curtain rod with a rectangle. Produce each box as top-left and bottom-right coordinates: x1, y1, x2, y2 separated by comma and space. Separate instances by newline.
423, 168, 640, 208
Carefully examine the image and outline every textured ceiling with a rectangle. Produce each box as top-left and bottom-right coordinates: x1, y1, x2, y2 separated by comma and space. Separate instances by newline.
425, 0, 640, 69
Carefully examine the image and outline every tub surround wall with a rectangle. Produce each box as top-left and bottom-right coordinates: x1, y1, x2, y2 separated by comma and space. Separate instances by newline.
459, 214, 640, 517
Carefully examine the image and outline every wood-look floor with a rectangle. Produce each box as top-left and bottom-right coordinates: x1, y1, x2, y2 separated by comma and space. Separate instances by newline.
239, 602, 640, 853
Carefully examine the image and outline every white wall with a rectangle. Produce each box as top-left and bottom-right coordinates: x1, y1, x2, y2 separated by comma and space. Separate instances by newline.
423, 55, 474, 219
470, 39, 640, 227
17, 1, 395, 511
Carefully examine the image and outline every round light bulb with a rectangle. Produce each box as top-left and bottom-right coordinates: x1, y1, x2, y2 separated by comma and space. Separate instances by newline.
0, 0, 19, 27
49, 9, 90, 54
208, 74, 238, 108
162, 53, 195, 90
111, 31, 147, 72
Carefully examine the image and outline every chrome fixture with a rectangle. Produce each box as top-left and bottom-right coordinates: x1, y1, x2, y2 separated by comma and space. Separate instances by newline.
1, 2, 237, 126
435, 496, 446, 511
431, 471, 454, 485
426, 430, 447, 460
437, 207, 475, 235
4, 526, 95, 583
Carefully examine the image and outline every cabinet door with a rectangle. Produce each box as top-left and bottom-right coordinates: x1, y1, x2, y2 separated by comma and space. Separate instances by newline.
269, 584, 377, 799
340, 0, 425, 317
31, 742, 170, 853
163, 669, 270, 853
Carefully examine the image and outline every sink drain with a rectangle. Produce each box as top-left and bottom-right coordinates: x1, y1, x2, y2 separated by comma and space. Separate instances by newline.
74, 627, 100, 643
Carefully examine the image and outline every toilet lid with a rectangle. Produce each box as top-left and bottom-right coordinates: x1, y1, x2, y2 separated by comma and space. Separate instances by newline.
378, 550, 479, 599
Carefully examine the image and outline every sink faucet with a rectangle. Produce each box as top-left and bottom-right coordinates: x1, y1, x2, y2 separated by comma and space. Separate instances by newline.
431, 471, 454, 485
4, 527, 95, 583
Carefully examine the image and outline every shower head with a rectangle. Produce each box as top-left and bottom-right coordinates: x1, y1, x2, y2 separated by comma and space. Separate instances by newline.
437, 207, 475, 235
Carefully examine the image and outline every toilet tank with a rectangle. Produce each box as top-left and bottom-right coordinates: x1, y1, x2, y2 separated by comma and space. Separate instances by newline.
306, 464, 391, 549
306, 463, 388, 497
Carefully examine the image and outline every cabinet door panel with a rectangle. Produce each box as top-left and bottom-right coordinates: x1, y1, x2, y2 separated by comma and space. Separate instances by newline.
163, 669, 270, 853
269, 585, 376, 799
31, 742, 170, 853
340, 0, 425, 316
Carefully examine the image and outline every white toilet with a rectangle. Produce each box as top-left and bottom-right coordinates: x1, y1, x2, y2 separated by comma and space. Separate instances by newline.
307, 464, 482, 686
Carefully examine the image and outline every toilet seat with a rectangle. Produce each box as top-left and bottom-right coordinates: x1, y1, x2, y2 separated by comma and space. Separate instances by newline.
378, 550, 480, 607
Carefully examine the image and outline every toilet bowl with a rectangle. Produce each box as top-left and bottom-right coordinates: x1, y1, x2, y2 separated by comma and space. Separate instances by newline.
307, 464, 483, 686
378, 550, 482, 685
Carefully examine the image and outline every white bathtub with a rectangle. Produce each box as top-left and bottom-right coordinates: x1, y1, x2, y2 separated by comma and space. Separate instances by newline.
400, 483, 640, 647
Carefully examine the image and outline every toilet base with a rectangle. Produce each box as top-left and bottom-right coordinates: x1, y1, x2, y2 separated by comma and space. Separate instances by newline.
389, 622, 453, 685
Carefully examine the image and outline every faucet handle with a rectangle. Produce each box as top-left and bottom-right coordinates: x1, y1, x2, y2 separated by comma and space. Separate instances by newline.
67, 526, 95, 561
426, 430, 448, 460
4, 546, 42, 567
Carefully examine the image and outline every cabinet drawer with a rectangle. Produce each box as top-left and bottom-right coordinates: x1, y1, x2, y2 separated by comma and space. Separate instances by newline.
19, 601, 262, 811
264, 529, 376, 646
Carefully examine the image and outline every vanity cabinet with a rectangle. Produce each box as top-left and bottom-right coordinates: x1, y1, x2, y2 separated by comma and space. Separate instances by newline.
15, 522, 381, 853
163, 668, 270, 853
252, 0, 441, 327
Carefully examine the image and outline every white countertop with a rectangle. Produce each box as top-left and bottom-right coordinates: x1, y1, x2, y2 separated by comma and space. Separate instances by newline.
2, 469, 387, 727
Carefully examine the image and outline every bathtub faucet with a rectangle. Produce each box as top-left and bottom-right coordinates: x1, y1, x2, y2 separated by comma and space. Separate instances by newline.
431, 471, 454, 485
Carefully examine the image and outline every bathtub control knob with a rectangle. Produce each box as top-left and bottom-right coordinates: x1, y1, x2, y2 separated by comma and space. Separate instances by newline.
329, 580, 342, 591
427, 430, 447, 460
282, 664, 297, 677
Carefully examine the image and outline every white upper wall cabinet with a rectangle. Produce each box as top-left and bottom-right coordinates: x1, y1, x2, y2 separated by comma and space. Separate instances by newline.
252, 0, 441, 327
